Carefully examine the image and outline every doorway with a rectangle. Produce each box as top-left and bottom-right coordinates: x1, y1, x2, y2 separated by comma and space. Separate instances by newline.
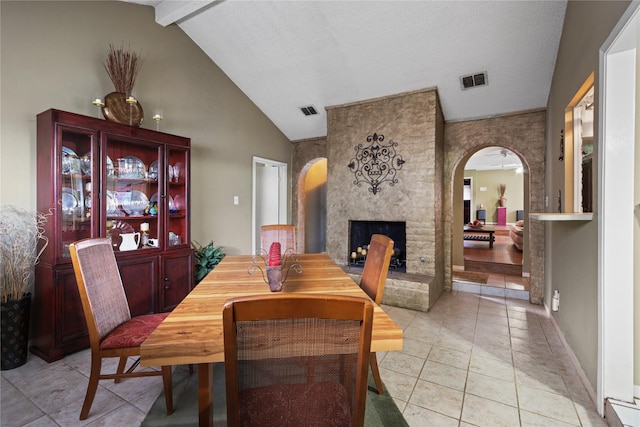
297, 158, 328, 253
252, 156, 288, 255
459, 147, 526, 278
463, 178, 472, 224
598, 3, 638, 413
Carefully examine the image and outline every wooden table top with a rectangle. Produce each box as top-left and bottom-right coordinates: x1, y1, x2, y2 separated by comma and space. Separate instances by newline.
140, 253, 403, 367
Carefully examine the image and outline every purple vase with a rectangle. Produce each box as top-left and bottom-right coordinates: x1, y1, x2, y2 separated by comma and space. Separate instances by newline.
266, 266, 283, 292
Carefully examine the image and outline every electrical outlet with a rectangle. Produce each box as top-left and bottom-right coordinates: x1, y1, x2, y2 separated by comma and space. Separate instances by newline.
233, 196, 239, 205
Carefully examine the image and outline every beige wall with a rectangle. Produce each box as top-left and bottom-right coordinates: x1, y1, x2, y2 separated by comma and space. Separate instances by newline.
464, 169, 525, 224
545, 0, 630, 391
0, 1, 291, 255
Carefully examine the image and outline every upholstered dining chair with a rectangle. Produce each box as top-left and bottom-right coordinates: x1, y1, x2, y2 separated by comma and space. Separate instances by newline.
223, 294, 374, 427
360, 233, 394, 395
260, 224, 296, 255
69, 238, 173, 420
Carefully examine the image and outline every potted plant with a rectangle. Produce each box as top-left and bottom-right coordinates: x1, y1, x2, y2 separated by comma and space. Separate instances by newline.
0, 205, 49, 370
191, 240, 225, 285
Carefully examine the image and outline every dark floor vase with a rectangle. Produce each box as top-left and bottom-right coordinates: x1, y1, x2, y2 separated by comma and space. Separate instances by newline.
1, 294, 31, 370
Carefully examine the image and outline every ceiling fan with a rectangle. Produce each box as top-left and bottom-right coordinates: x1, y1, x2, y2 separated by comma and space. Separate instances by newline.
466, 147, 522, 170
482, 148, 516, 159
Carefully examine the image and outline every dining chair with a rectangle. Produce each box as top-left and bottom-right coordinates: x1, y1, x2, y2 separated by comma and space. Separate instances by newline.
360, 233, 394, 395
260, 224, 296, 255
69, 238, 174, 420
223, 294, 374, 427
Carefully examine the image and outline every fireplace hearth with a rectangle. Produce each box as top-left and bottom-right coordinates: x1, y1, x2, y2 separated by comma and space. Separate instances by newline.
349, 220, 406, 272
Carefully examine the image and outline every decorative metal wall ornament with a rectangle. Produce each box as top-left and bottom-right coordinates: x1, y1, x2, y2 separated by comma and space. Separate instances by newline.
347, 133, 405, 195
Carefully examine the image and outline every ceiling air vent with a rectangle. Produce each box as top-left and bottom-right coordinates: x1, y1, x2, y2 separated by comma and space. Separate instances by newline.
300, 105, 318, 116
460, 72, 488, 90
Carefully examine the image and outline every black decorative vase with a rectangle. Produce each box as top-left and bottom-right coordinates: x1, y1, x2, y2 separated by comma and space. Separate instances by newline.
1, 293, 31, 370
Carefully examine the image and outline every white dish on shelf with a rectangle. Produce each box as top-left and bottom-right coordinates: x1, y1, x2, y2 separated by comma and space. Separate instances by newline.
120, 190, 149, 216
62, 187, 78, 210
106, 190, 120, 216
81, 152, 114, 177
148, 160, 159, 180
118, 155, 146, 179
80, 152, 91, 176
62, 146, 81, 175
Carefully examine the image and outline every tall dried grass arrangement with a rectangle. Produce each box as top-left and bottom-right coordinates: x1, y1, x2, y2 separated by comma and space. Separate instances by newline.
0, 206, 50, 303
104, 43, 143, 94
499, 184, 507, 197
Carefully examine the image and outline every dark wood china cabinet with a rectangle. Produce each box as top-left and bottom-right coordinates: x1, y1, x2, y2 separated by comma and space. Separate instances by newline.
32, 109, 193, 362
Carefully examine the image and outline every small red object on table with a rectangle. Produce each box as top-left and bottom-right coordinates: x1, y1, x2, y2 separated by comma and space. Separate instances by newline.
268, 242, 281, 266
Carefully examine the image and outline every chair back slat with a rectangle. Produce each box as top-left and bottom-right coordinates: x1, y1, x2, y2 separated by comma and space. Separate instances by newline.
360, 234, 394, 304
260, 224, 296, 255
223, 294, 373, 427
70, 238, 131, 342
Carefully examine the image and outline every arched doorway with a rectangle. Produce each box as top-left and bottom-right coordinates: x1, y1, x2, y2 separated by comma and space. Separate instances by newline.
443, 111, 546, 304
454, 146, 529, 281
297, 158, 328, 253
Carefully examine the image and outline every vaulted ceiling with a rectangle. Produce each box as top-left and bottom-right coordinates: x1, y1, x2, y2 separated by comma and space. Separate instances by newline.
126, 0, 567, 143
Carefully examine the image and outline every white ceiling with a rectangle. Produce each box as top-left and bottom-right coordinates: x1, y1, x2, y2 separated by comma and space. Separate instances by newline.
465, 147, 523, 171
126, 0, 567, 143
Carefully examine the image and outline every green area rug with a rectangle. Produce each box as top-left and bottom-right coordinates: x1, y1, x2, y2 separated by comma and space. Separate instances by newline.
142, 364, 408, 426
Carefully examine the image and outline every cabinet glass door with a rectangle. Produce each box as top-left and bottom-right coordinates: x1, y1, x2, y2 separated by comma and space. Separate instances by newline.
166, 147, 189, 249
104, 135, 161, 252
59, 126, 95, 259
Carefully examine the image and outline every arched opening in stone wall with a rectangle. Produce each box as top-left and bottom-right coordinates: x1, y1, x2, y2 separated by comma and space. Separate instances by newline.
444, 111, 545, 305
449, 144, 539, 302
454, 146, 529, 288
296, 157, 327, 253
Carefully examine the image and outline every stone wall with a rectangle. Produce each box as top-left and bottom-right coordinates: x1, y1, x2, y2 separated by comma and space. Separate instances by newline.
325, 88, 444, 301
291, 93, 546, 307
443, 110, 546, 303
291, 137, 327, 252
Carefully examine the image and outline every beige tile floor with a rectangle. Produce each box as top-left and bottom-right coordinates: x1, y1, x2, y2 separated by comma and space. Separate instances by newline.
2, 290, 607, 427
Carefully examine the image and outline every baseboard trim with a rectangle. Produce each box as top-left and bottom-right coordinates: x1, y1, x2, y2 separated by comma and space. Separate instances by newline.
545, 303, 599, 412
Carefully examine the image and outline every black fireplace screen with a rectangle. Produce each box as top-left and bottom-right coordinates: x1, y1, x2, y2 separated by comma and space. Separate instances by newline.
348, 220, 406, 271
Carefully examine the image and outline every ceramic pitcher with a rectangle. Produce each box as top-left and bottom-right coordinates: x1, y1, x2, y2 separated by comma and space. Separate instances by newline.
119, 232, 140, 251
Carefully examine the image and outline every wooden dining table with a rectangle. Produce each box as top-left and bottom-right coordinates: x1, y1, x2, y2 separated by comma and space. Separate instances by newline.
140, 253, 404, 427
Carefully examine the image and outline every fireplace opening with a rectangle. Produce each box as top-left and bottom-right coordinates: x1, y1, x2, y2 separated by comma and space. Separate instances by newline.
348, 220, 406, 272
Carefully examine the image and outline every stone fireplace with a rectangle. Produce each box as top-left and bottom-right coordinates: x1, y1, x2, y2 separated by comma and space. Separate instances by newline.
323, 87, 445, 311
349, 220, 406, 272
293, 90, 547, 309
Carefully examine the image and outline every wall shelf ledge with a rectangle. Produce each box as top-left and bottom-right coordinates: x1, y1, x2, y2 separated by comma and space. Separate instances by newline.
529, 212, 593, 221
